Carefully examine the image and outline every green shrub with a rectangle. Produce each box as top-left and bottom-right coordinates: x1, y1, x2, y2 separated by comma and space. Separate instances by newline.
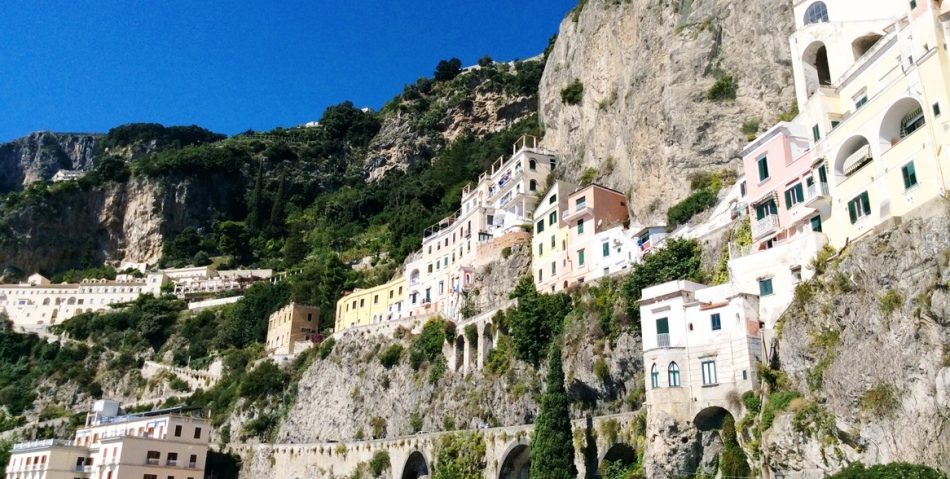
561, 79, 584, 105
762, 390, 801, 430
370, 416, 387, 438
741, 119, 761, 135
378, 344, 404, 369
506, 276, 573, 366
741, 391, 761, 415
707, 74, 737, 101
861, 383, 899, 417
169, 377, 191, 392
880, 290, 903, 315
826, 462, 947, 479
593, 358, 611, 383
666, 189, 718, 227
409, 413, 424, 433
501, 246, 512, 259
317, 337, 336, 360
464, 324, 478, 346
242, 412, 279, 441
442, 416, 456, 431
432, 432, 487, 479
719, 416, 751, 477
620, 238, 704, 327
579, 167, 597, 186
369, 450, 391, 477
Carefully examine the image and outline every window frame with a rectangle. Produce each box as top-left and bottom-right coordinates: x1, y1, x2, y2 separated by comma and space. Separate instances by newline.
668, 362, 681, 387
901, 162, 918, 190
701, 360, 718, 385
759, 278, 774, 296
757, 156, 769, 182
847, 191, 872, 224
711, 313, 721, 331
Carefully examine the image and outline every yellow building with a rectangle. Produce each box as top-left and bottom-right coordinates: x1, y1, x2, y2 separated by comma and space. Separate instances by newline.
265, 302, 321, 356
335, 277, 407, 331
790, 0, 950, 248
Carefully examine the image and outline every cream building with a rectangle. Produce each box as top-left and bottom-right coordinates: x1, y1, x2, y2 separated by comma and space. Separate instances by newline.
266, 302, 321, 356
5, 400, 209, 479
640, 281, 762, 423
532, 181, 578, 293
789, 0, 950, 248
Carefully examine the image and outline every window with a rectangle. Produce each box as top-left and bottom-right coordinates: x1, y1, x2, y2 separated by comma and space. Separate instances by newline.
803, 1, 828, 24
656, 318, 669, 347
549, 211, 557, 226
487, 215, 494, 226
792, 266, 803, 283
427, 264, 433, 274
578, 249, 585, 266
174, 425, 182, 437
551, 262, 556, 274
711, 313, 721, 331
359, 299, 365, 308
755, 199, 777, 219
536, 220, 545, 234
530, 180, 537, 191
831, 120, 840, 129
550, 235, 555, 248
668, 362, 680, 387
307, 313, 313, 322
901, 107, 925, 137
902, 162, 918, 190
855, 95, 868, 109
538, 243, 544, 256
847, 191, 872, 224
739, 181, 747, 197
759, 278, 774, 296
549, 194, 557, 204
757, 156, 769, 181
577, 219, 585, 234
144, 476, 158, 479
934, 102, 942, 117
651, 364, 659, 389
575, 197, 586, 209
146, 451, 160, 465
439, 281, 444, 295
189, 454, 198, 468
602, 242, 610, 257
810, 215, 823, 233
374, 295, 379, 304
812, 124, 821, 142
425, 289, 431, 302
743, 370, 748, 380
167, 452, 178, 466
538, 269, 543, 281
702, 361, 718, 385
910, 0, 917, 8
785, 183, 804, 209
529, 159, 537, 170
550, 158, 557, 169
194, 427, 202, 439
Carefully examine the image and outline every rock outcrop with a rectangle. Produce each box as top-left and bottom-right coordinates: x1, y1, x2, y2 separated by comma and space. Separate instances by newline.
764, 211, 950, 476
539, 0, 795, 223
0, 131, 100, 193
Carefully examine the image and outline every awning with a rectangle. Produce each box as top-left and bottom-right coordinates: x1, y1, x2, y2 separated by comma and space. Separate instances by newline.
842, 144, 872, 175
902, 106, 924, 127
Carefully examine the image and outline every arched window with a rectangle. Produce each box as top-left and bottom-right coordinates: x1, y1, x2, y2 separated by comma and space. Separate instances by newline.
529, 159, 537, 170
530, 180, 537, 191
668, 362, 681, 387
651, 364, 660, 389
803, 2, 828, 25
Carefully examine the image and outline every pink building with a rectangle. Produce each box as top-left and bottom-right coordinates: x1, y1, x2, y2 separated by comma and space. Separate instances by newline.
741, 122, 827, 251
563, 184, 630, 286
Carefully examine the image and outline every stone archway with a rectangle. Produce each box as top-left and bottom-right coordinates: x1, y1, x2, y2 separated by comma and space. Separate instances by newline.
400, 450, 430, 479
599, 442, 637, 473
694, 406, 731, 432
498, 440, 530, 479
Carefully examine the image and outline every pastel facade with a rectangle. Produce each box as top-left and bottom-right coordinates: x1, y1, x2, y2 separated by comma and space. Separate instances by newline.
0, 273, 167, 328
5, 401, 209, 479
532, 181, 578, 293
788, 0, 950, 248
563, 185, 630, 286
401, 136, 555, 319
335, 277, 407, 330
266, 302, 321, 356
640, 281, 762, 423
742, 123, 826, 251
169, 268, 273, 296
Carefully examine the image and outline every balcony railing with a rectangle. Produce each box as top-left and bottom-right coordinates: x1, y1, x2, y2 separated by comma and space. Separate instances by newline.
189, 461, 198, 469
753, 215, 779, 239
166, 459, 179, 467
563, 205, 594, 222
804, 181, 830, 208
146, 458, 160, 465
657, 333, 670, 348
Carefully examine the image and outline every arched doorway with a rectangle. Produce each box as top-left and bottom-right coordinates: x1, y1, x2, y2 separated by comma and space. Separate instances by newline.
834, 135, 873, 176
599, 443, 637, 476
802, 41, 832, 97
401, 451, 429, 479
498, 442, 530, 479
879, 97, 926, 149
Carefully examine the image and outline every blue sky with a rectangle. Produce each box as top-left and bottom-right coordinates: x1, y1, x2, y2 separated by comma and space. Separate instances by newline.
0, 0, 576, 142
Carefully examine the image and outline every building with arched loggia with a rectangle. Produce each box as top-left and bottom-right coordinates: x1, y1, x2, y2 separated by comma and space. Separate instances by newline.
780, 0, 950, 249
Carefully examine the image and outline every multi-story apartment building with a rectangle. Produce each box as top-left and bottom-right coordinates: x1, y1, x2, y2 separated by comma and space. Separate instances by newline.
741, 122, 826, 251
334, 277, 407, 330
532, 181, 578, 293
640, 281, 762, 423
401, 136, 555, 319
0, 273, 168, 328
265, 302, 321, 356
5, 400, 209, 479
787, 0, 950, 248
563, 184, 631, 286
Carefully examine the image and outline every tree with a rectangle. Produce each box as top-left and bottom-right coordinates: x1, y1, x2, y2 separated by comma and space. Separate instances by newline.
434, 58, 463, 82
530, 343, 577, 479
216, 221, 253, 265
245, 160, 266, 233
507, 276, 573, 366
620, 238, 704, 328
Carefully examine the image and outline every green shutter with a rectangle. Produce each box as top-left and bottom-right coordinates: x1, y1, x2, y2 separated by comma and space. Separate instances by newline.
758, 157, 769, 180
861, 191, 871, 215
810, 215, 822, 232
579, 250, 585, 266
848, 200, 857, 224
603, 243, 610, 257
756, 204, 766, 220
796, 183, 804, 201
769, 199, 777, 215
903, 162, 917, 189
818, 165, 828, 183
785, 189, 792, 210
656, 318, 669, 334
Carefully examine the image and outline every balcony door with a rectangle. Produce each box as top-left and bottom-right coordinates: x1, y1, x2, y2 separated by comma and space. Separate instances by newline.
656, 318, 670, 347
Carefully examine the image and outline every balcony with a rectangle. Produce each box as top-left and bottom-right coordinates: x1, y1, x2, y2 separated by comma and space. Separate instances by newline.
657, 333, 670, 348
189, 461, 198, 469
146, 458, 160, 466
804, 181, 830, 208
166, 459, 179, 467
753, 215, 779, 240
562, 204, 594, 222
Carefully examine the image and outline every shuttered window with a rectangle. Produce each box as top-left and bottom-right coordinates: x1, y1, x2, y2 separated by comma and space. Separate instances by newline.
757, 156, 769, 181
847, 191, 872, 224
902, 162, 918, 189
785, 183, 805, 209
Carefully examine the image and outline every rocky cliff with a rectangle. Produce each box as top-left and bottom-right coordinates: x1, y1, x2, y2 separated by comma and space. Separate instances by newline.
762, 210, 950, 476
0, 131, 100, 193
539, 0, 795, 223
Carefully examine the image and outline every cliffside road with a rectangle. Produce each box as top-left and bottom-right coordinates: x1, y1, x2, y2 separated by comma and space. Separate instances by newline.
141, 360, 221, 391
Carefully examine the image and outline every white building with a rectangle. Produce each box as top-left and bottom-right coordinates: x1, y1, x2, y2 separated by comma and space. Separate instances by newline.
640, 281, 762, 423
5, 400, 210, 479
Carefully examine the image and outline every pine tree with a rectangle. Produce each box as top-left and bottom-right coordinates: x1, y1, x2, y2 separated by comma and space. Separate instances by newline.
530, 343, 578, 479
246, 159, 265, 233
269, 171, 286, 227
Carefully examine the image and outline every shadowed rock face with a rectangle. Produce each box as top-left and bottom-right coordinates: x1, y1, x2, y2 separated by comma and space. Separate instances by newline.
539, 0, 795, 224
0, 131, 100, 193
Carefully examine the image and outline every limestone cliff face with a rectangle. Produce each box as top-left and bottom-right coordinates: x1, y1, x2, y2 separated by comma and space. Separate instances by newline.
0, 131, 100, 193
539, 0, 795, 223
764, 213, 950, 475
0, 173, 245, 274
